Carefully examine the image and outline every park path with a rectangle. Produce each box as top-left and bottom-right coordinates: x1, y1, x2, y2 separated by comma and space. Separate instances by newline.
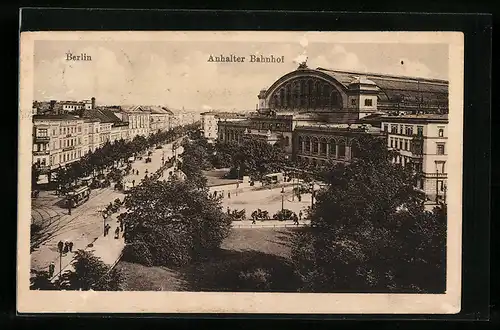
231, 220, 311, 229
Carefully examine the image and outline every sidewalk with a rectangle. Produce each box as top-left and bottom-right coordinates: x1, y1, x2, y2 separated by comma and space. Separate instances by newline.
50, 218, 125, 281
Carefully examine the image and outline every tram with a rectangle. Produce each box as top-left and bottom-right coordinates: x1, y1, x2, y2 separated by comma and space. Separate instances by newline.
65, 185, 91, 208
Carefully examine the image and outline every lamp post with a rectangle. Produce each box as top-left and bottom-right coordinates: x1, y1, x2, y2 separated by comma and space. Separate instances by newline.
57, 241, 63, 282
102, 211, 108, 236
236, 165, 240, 196
310, 182, 315, 210
281, 187, 285, 216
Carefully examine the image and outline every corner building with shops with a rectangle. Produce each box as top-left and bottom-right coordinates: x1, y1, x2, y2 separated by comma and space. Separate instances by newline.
218, 63, 449, 196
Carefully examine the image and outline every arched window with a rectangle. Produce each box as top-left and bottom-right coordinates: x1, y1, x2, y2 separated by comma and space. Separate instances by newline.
285, 85, 291, 108
350, 140, 361, 159
338, 140, 346, 158
312, 137, 319, 154
304, 136, 311, 152
329, 139, 337, 158
279, 89, 285, 108
320, 138, 327, 156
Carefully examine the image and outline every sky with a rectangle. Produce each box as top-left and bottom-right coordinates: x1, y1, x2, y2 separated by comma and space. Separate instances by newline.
34, 37, 449, 111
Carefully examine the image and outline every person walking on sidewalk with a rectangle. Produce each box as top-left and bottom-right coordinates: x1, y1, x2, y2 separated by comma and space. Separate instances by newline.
48, 262, 55, 278
63, 240, 69, 254
68, 241, 74, 252
114, 227, 120, 239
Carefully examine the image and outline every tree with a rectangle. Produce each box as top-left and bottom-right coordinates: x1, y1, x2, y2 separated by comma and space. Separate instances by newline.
30, 269, 58, 290
214, 139, 289, 181
119, 178, 231, 267
30, 250, 123, 291
291, 136, 446, 293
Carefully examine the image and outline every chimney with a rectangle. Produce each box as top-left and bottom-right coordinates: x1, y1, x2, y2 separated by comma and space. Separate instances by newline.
50, 100, 57, 114
91, 97, 96, 109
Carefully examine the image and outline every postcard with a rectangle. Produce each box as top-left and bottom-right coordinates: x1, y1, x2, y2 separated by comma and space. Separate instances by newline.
18, 31, 464, 314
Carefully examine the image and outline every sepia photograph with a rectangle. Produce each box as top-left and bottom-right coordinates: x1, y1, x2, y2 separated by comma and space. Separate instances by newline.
18, 31, 464, 314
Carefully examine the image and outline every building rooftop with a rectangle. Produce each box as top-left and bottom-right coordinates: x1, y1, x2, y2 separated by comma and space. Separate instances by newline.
379, 114, 449, 123
33, 114, 82, 121
218, 119, 253, 127
315, 68, 448, 107
82, 108, 126, 124
120, 105, 144, 113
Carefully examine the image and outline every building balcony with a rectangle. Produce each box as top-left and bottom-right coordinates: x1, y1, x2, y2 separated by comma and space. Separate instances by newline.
33, 150, 50, 156
34, 136, 50, 142
62, 146, 75, 152
425, 172, 447, 178
36, 165, 51, 173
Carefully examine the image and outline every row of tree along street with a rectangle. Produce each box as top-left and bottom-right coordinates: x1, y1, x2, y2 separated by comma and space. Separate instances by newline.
31, 124, 199, 194
31, 127, 446, 293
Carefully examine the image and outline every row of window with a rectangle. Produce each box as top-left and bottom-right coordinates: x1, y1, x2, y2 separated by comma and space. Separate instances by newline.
37, 125, 86, 138
384, 124, 445, 138
390, 137, 411, 151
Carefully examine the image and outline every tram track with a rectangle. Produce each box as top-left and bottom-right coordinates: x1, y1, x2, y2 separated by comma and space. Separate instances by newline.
31, 187, 116, 248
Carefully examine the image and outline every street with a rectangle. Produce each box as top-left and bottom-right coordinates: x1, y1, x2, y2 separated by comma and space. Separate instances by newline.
31, 139, 183, 274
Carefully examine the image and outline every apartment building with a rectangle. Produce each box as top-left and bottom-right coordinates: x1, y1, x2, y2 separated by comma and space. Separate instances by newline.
32, 114, 87, 175
121, 105, 150, 139
381, 114, 448, 202
201, 111, 246, 142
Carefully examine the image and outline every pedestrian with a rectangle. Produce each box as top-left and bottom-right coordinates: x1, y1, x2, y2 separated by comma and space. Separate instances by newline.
298, 194, 302, 202
57, 240, 64, 254
63, 240, 69, 253
114, 227, 120, 239
132, 179, 135, 187
227, 207, 230, 215
68, 241, 74, 252
299, 211, 303, 221
252, 218, 256, 225
48, 262, 55, 278
119, 219, 124, 232
228, 191, 231, 199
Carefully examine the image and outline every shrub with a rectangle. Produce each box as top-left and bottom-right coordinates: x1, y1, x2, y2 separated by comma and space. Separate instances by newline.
238, 268, 271, 291
273, 209, 297, 221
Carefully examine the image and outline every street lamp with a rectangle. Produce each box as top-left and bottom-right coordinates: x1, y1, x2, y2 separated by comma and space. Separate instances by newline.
281, 186, 285, 216
57, 240, 63, 281
102, 211, 108, 236
310, 182, 315, 210
236, 165, 240, 196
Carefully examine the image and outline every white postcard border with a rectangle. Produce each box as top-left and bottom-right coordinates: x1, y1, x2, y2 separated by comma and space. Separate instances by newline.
18, 31, 464, 314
